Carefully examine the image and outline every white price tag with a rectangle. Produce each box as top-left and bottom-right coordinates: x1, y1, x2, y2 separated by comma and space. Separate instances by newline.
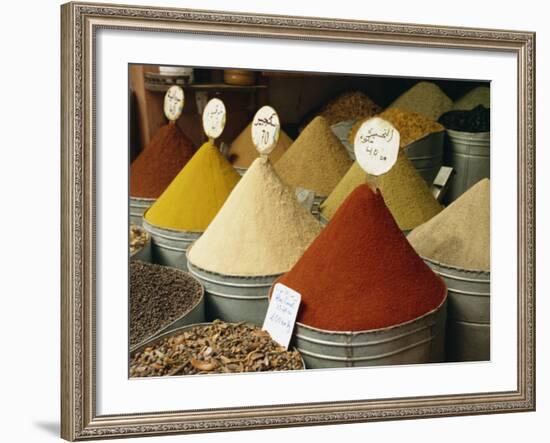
202, 98, 226, 139
262, 283, 301, 349
251, 106, 280, 155
354, 117, 400, 176
163, 85, 184, 121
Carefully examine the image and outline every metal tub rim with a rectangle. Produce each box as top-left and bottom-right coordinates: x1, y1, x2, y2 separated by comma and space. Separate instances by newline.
129, 264, 205, 353
402, 129, 445, 150
130, 321, 307, 370
295, 295, 447, 338
422, 256, 490, 281
142, 214, 204, 238
186, 244, 285, 282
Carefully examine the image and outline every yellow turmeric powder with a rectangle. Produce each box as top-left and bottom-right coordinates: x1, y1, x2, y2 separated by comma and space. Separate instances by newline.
144, 141, 240, 232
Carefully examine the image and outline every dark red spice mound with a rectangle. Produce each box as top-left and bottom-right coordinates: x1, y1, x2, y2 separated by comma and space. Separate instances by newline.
130, 123, 196, 198
278, 184, 446, 331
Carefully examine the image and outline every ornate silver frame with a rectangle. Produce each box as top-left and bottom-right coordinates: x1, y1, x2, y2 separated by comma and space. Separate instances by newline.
61, 2, 536, 440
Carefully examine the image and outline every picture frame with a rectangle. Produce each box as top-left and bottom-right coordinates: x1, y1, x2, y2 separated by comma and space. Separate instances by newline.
61, 1, 536, 441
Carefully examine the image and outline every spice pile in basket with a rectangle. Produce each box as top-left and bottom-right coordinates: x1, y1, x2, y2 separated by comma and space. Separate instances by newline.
130, 261, 203, 347
278, 184, 446, 332
130, 320, 304, 377
316, 91, 381, 125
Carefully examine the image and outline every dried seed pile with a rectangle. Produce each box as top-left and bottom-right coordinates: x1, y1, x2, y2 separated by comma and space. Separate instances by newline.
130, 224, 149, 255
130, 320, 304, 377
452, 86, 490, 111
388, 81, 452, 121
317, 91, 381, 125
438, 105, 490, 133
130, 261, 203, 347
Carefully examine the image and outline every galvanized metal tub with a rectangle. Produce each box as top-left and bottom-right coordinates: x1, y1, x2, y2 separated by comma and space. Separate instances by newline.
423, 257, 490, 362
130, 322, 306, 371
142, 216, 202, 271
129, 196, 155, 226
444, 129, 490, 203
186, 255, 281, 326
130, 230, 152, 263
403, 131, 445, 185
331, 120, 356, 160
130, 271, 205, 353
292, 298, 447, 369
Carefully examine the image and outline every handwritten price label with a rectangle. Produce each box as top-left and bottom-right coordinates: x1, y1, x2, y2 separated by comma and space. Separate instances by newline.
354, 117, 400, 176
262, 283, 301, 349
202, 98, 226, 139
163, 85, 185, 121
251, 106, 280, 155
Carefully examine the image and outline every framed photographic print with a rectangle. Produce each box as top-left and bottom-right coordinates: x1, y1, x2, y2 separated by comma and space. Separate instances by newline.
61, 1, 536, 441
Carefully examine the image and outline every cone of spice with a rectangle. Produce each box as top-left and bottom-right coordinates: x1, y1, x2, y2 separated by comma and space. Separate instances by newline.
320, 154, 442, 231
144, 141, 241, 232
130, 124, 195, 199
227, 122, 293, 168
350, 109, 445, 147
388, 81, 452, 121
408, 178, 490, 271
277, 184, 446, 332
188, 156, 322, 276
452, 86, 490, 111
317, 91, 381, 125
275, 116, 353, 196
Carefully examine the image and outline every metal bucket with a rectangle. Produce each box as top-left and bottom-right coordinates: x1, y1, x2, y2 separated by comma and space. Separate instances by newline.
130, 196, 155, 226
142, 216, 201, 271
423, 257, 490, 362
331, 120, 356, 160
130, 322, 306, 371
186, 256, 281, 326
403, 131, 445, 185
292, 298, 447, 369
130, 280, 205, 353
444, 129, 490, 203
130, 233, 152, 263
319, 213, 329, 226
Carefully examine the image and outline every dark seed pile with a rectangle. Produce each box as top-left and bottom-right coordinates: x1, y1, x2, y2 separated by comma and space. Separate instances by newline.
130, 320, 304, 377
130, 261, 203, 347
438, 105, 490, 132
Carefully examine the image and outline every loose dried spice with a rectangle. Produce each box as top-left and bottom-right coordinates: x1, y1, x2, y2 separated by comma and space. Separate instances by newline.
408, 178, 490, 271
317, 91, 381, 125
144, 141, 241, 232
320, 155, 442, 231
130, 224, 148, 255
130, 320, 304, 377
452, 86, 490, 111
438, 105, 490, 133
275, 116, 353, 196
388, 81, 452, 121
188, 157, 322, 276
350, 109, 444, 148
130, 123, 196, 198
130, 261, 203, 347
278, 184, 446, 332
228, 122, 293, 168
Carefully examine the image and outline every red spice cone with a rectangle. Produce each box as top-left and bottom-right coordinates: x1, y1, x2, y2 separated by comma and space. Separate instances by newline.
130, 123, 195, 199
277, 184, 446, 332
